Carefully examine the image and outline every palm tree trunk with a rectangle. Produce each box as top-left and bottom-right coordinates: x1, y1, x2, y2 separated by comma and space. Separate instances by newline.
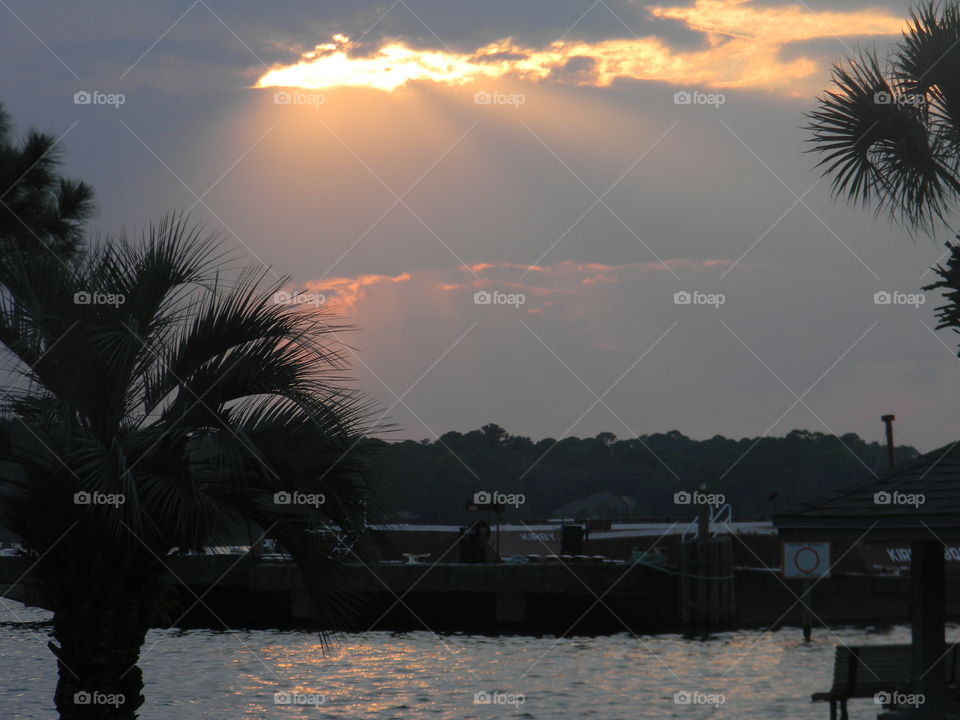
48, 579, 154, 720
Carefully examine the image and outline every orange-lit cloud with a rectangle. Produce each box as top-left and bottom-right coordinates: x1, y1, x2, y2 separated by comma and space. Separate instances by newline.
475, 259, 730, 276
302, 271, 411, 312
296, 258, 732, 317
255, 1, 904, 94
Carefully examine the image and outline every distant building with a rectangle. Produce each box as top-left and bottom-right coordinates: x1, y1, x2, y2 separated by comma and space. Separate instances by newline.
550, 491, 635, 519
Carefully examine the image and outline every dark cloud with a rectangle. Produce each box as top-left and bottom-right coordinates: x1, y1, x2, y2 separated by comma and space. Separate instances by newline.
266, 0, 706, 52
549, 55, 599, 84
470, 51, 530, 64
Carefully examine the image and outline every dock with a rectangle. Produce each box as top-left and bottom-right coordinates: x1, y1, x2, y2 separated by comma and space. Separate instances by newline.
6, 553, 960, 633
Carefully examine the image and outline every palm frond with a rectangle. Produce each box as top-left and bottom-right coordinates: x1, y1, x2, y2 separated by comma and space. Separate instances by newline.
0, 213, 383, 636
808, 46, 960, 232
896, 2, 960, 152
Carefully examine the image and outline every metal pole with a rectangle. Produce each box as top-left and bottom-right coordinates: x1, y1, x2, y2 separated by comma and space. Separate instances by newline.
881, 414, 895, 469
697, 484, 710, 541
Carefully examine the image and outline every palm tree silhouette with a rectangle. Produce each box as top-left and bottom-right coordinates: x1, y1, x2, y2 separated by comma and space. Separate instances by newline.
807, 3, 960, 232
0, 215, 378, 718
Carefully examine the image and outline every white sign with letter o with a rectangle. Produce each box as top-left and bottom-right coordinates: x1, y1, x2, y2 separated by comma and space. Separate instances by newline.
782, 542, 831, 579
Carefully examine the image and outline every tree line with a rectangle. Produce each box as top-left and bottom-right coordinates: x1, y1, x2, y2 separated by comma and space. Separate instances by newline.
364, 424, 919, 523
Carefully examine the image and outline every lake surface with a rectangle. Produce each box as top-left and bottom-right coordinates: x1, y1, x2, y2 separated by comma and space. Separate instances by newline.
0, 598, 943, 719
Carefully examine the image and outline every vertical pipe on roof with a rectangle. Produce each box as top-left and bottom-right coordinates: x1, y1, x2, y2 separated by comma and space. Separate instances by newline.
881, 414, 896, 469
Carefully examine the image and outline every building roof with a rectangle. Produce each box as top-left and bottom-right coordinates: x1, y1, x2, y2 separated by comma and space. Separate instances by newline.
774, 441, 960, 540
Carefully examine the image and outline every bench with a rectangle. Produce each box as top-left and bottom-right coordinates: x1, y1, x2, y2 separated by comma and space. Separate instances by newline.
812, 644, 959, 720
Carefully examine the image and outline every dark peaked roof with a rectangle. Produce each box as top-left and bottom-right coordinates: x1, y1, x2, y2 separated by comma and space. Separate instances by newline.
774, 441, 960, 540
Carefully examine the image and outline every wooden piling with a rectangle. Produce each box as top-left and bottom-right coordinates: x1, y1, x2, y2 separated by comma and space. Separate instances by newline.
801, 579, 813, 641
680, 535, 736, 635
708, 539, 720, 630
680, 541, 692, 629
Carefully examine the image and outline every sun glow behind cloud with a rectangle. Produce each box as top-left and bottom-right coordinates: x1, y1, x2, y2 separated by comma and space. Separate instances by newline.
257, 34, 503, 92
255, 1, 905, 94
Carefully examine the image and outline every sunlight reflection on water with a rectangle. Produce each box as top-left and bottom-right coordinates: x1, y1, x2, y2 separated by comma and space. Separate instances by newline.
1, 600, 950, 719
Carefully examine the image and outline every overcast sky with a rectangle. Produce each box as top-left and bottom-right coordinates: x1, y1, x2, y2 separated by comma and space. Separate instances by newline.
2, 0, 957, 453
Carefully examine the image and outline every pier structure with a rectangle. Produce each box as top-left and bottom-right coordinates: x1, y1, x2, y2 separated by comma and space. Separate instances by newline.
678, 489, 736, 635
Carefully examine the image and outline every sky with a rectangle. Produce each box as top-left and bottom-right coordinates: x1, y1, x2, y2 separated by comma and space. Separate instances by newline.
2, 0, 958, 453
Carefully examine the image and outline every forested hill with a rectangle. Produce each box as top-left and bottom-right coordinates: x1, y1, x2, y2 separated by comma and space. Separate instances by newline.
364, 425, 919, 524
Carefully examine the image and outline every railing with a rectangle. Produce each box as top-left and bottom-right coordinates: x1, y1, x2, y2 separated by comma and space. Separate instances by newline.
681, 503, 734, 542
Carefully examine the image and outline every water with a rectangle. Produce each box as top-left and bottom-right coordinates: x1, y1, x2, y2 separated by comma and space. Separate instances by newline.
0, 599, 942, 719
